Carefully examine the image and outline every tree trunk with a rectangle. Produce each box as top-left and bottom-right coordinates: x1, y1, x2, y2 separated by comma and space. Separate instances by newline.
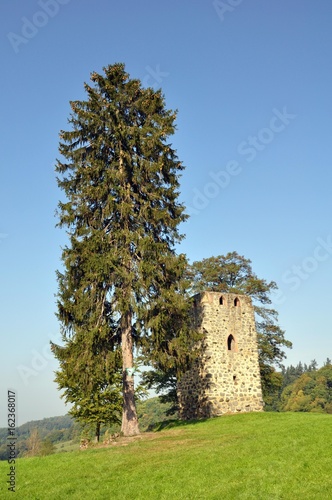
121, 309, 140, 436
94, 421, 100, 443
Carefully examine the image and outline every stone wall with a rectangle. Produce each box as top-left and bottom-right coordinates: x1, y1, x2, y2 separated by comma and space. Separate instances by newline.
178, 292, 264, 419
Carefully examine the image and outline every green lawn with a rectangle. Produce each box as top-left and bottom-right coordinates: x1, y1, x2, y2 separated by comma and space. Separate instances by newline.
1, 412, 331, 499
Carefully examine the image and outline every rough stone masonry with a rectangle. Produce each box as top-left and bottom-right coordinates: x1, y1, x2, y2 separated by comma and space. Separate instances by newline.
178, 292, 264, 419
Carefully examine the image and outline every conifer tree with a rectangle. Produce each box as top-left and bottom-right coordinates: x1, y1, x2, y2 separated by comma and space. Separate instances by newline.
54, 63, 188, 436
51, 331, 122, 442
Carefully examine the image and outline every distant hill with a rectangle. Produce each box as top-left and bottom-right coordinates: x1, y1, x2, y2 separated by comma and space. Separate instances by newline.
0, 415, 78, 460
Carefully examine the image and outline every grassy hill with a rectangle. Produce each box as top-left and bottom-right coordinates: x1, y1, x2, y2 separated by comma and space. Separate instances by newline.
1, 412, 331, 499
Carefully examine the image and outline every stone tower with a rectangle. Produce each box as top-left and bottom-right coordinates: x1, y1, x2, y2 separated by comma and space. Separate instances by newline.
178, 292, 264, 419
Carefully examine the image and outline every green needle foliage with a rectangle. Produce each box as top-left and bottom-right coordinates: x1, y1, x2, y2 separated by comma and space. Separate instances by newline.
186, 251, 292, 401
51, 331, 122, 442
54, 63, 192, 436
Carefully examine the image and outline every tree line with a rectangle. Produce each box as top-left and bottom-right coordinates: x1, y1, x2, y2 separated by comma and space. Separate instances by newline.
277, 359, 332, 412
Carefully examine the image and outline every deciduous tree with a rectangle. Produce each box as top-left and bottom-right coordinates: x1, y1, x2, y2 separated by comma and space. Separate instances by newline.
281, 364, 332, 413
25, 429, 42, 457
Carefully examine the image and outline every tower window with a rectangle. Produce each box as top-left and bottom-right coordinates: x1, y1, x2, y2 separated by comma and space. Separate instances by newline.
219, 296, 224, 305
227, 334, 236, 351
234, 297, 240, 307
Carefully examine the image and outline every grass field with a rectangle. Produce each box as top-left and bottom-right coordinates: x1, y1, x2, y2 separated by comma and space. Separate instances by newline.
55, 440, 80, 454
1, 412, 331, 499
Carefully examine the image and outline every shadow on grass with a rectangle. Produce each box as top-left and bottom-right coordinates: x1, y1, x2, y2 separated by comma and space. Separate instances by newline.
147, 418, 209, 432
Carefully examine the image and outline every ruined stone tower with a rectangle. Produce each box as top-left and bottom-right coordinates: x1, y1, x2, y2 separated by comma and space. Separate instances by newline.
178, 292, 264, 419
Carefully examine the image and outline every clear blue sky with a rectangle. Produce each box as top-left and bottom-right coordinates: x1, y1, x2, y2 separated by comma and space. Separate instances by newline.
1, 0, 331, 426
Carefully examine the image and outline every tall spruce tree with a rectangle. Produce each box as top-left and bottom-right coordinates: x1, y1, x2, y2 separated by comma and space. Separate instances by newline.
54, 63, 189, 436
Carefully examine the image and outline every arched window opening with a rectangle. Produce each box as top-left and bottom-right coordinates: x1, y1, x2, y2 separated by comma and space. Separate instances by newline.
234, 297, 240, 307
227, 334, 236, 351
219, 296, 224, 305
